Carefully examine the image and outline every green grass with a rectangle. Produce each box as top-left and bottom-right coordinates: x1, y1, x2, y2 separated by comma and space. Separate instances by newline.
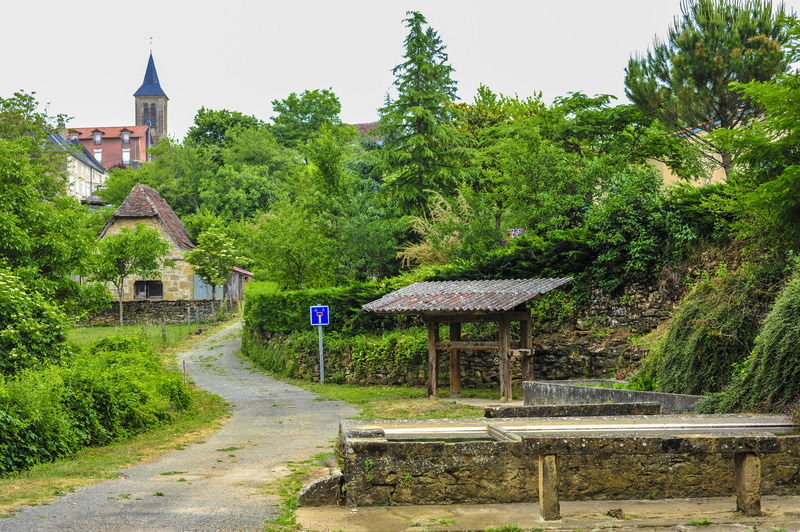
68, 321, 213, 352
290, 381, 485, 419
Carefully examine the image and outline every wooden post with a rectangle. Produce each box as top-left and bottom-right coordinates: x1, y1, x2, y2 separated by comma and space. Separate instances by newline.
427, 321, 440, 398
499, 317, 511, 402
449, 322, 462, 398
520, 316, 534, 381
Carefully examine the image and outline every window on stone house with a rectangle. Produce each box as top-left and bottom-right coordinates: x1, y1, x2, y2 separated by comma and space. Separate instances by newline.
134, 280, 163, 299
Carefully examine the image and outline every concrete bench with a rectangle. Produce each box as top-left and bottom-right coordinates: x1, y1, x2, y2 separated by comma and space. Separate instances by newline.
524, 432, 781, 520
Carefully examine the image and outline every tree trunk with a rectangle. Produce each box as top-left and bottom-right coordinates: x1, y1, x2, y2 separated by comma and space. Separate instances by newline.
210, 285, 216, 321
117, 286, 124, 327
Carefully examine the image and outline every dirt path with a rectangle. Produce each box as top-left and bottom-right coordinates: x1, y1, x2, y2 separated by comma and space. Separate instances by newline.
2, 321, 356, 531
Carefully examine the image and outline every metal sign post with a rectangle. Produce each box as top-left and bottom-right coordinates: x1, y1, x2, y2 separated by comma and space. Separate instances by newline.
309, 305, 329, 384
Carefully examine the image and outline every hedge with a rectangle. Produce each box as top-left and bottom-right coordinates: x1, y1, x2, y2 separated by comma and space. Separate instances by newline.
243, 281, 396, 337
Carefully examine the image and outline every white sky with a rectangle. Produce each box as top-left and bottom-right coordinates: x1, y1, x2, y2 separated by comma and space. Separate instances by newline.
4, 0, 799, 141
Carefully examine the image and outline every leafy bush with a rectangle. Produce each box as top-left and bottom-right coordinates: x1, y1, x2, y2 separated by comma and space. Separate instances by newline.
244, 281, 393, 337
0, 335, 190, 475
649, 263, 775, 395
242, 327, 428, 383
709, 274, 800, 412
0, 267, 70, 376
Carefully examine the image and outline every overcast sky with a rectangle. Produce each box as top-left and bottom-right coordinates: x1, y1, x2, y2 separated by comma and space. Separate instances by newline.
4, 1, 799, 141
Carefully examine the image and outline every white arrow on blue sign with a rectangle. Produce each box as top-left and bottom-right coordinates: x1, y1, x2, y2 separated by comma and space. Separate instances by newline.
310, 305, 329, 326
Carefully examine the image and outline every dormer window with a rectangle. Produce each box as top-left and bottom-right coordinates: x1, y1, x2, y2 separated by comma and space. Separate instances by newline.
94, 132, 102, 145
122, 131, 130, 144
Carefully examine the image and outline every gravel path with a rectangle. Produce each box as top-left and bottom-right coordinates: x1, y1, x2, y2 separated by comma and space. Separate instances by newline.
2, 321, 356, 531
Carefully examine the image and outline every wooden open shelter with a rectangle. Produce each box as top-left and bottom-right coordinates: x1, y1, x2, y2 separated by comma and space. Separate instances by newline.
362, 278, 571, 402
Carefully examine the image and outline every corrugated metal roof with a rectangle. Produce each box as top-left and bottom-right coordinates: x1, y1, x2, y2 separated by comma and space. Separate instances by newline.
362, 278, 572, 315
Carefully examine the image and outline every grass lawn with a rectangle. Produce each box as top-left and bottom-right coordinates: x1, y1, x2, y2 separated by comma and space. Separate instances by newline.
68, 320, 219, 352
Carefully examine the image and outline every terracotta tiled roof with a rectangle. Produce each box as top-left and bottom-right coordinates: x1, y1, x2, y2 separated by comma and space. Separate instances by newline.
99, 184, 195, 250
67, 126, 149, 139
362, 278, 572, 315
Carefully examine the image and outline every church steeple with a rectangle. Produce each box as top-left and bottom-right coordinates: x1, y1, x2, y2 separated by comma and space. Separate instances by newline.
134, 52, 168, 98
134, 52, 168, 144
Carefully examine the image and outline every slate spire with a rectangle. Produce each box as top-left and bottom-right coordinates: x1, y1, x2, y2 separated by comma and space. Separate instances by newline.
134, 52, 168, 98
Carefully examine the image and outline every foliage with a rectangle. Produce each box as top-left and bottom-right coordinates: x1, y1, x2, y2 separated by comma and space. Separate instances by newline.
625, 0, 791, 176
0, 136, 110, 317
375, 11, 469, 216
0, 91, 70, 199
711, 16, 800, 249
0, 336, 189, 475
397, 189, 499, 267
0, 268, 70, 376
647, 262, 780, 395
243, 281, 391, 338
184, 229, 240, 301
186, 107, 265, 149
585, 166, 697, 292
270, 88, 342, 151
94, 223, 173, 326
708, 274, 800, 412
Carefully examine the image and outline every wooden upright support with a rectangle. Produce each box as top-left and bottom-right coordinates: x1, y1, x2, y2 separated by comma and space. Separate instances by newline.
449, 322, 462, 398
499, 317, 511, 402
427, 322, 440, 398
520, 317, 534, 381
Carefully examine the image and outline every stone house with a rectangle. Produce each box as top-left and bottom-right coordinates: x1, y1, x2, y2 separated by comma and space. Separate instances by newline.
48, 132, 106, 202
98, 183, 197, 301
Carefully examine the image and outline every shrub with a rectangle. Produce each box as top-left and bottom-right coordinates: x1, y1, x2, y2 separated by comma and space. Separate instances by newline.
711, 274, 800, 412
0, 335, 190, 475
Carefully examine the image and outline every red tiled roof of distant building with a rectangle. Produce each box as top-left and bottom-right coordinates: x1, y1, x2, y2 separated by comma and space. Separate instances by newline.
67, 126, 150, 139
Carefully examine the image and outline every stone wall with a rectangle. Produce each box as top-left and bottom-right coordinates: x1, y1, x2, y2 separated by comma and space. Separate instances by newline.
83, 299, 222, 326
342, 433, 800, 506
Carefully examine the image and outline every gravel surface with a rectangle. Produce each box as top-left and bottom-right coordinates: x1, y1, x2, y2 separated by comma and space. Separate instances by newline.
2, 321, 356, 531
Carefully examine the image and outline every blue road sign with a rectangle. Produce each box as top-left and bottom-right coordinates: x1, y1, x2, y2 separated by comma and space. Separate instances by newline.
310, 305, 329, 326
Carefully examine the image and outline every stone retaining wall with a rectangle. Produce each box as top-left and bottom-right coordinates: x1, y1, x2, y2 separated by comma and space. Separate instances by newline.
341, 433, 800, 506
83, 299, 226, 326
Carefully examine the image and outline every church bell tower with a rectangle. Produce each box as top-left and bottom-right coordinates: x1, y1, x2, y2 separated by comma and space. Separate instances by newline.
134, 52, 168, 145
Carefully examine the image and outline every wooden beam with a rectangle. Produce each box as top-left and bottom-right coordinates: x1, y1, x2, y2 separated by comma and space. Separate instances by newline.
520, 317, 534, 381
449, 322, 462, 398
427, 323, 439, 398
421, 311, 531, 324
499, 317, 511, 402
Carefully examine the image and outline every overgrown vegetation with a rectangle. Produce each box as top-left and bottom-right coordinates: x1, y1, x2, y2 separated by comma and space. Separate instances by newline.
0, 336, 194, 475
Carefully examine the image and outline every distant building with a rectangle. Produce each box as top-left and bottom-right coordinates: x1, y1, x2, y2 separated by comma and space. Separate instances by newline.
67, 53, 168, 171
65, 125, 149, 170
48, 132, 106, 202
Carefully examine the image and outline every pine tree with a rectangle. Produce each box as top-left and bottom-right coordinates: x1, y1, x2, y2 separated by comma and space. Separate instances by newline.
624, 0, 791, 177
376, 11, 467, 216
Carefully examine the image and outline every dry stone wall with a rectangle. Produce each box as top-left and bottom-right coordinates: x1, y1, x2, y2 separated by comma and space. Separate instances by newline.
83, 300, 219, 326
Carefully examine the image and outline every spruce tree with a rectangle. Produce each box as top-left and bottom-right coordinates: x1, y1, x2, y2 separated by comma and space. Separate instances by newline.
376, 11, 467, 216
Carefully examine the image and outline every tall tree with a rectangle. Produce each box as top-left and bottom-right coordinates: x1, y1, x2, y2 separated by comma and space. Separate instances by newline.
376, 11, 468, 216
186, 107, 265, 149
184, 228, 239, 311
624, 0, 791, 177
270, 88, 342, 151
94, 224, 173, 326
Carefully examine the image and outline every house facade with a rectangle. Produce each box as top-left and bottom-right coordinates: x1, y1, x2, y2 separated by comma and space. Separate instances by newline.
66, 126, 149, 170
48, 133, 106, 201
99, 184, 196, 301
